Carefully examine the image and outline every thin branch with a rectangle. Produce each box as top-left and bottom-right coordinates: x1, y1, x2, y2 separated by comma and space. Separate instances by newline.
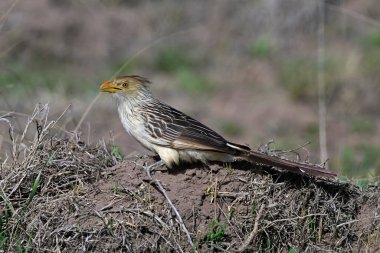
72, 94, 101, 137
327, 4, 380, 28
146, 172, 196, 252
237, 203, 266, 252
264, 213, 328, 228
318, 0, 328, 168
113, 28, 193, 78
0, 0, 19, 24
73, 28, 194, 134
337, 215, 380, 228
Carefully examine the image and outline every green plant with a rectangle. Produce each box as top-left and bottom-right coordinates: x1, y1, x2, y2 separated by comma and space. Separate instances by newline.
0, 207, 10, 249
363, 30, 380, 48
305, 122, 319, 144
27, 172, 41, 205
0, 59, 97, 97
154, 48, 192, 72
205, 219, 226, 243
0, 198, 32, 252
309, 216, 317, 242
112, 182, 119, 195
265, 237, 271, 252
279, 57, 342, 101
228, 207, 235, 220
111, 144, 124, 162
341, 146, 355, 176
338, 175, 350, 183
225, 163, 233, 176
356, 178, 370, 189
258, 236, 271, 253
279, 59, 317, 100
362, 49, 380, 76
351, 118, 375, 134
249, 36, 272, 58
16, 234, 31, 253
106, 217, 115, 231
251, 200, 257, 214
220, 120, 243, 137
360, 31, 380, 76
359, 146, 380, 176
176, 68, 213, 95
46, 151, 57, 165
341, 145, 380, 177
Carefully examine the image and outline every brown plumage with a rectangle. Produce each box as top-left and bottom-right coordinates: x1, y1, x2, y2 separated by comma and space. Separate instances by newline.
100, 75, 336, 178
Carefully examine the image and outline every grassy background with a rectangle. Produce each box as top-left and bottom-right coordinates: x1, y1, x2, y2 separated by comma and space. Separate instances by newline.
1, 0, 380, 179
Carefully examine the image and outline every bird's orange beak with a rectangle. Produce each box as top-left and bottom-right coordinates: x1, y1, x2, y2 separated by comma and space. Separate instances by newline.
99, 81, 120, 93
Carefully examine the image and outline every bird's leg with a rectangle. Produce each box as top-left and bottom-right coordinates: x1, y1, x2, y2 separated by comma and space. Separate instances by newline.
143, 160, 165, 176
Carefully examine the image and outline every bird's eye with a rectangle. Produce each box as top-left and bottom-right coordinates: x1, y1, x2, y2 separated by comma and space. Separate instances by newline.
122, 83, 128, 88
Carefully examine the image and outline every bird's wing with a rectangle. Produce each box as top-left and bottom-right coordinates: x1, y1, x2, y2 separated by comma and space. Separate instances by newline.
141, 103, 236, 153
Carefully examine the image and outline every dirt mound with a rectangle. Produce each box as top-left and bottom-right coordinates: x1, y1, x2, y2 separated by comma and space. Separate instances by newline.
0, 105, 379, 252
1, 132, 379, 252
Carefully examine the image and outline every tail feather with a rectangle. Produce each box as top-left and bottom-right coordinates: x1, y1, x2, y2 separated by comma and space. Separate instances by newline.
243, 149, 336, 178
227, 142, 251, 151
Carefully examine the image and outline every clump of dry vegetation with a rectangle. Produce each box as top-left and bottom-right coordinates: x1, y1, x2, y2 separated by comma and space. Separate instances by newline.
0, 106, 379, 252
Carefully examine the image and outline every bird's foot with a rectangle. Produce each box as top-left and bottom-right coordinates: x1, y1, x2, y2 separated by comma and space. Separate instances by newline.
143, 160, 165, 177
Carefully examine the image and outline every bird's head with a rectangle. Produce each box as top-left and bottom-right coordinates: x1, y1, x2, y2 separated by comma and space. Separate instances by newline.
100, 75, 151, 97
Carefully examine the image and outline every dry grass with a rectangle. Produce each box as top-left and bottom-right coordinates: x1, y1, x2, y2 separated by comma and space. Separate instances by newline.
0, 106, 379, 252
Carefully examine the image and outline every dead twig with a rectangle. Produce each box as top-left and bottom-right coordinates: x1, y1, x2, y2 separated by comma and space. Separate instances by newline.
237, 203, 266, 252
146, 171, 196, 253
336, 215, 380, 228
262, 213, 328, 230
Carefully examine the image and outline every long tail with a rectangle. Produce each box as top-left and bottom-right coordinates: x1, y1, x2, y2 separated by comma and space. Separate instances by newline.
245, 150, 336, 178
227, 142, 337, 178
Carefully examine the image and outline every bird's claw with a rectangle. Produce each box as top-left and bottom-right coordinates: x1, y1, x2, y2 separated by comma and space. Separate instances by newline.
143, 160, 165, 176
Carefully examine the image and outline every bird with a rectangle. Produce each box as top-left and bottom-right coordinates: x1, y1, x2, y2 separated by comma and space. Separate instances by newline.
99, 75, 336, 178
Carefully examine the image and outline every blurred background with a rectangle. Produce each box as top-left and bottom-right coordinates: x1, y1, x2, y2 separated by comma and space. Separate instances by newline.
0, 0, 379, 179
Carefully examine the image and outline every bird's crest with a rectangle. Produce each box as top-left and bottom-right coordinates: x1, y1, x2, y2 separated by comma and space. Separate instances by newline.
115, 75, 151, 88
